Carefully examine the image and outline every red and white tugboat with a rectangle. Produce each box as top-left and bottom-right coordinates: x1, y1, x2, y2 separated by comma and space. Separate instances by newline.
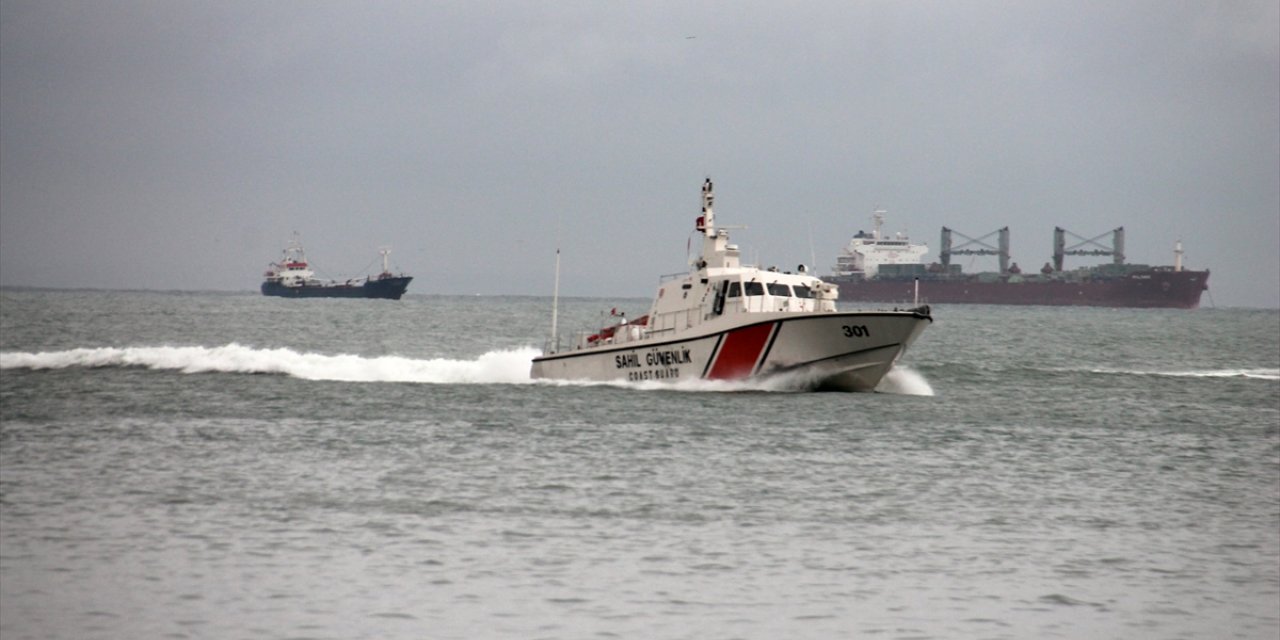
530, 179, 933, 391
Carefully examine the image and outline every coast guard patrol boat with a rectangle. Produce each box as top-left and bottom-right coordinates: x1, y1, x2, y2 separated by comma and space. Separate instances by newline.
530, 179, 932, 391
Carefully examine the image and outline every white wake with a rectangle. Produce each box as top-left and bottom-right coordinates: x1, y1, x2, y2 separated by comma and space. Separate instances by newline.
875, 366, 936, 395
0, 344, 540, 384
1088, 367, 1280, 381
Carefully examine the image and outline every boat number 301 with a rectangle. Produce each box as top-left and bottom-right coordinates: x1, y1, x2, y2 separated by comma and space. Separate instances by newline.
842, 325, 870, 337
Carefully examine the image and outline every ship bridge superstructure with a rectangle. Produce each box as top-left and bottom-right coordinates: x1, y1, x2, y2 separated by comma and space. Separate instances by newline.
832, 210, 929, 278
645, 179, 838, 332
264, 236, 316, 287
561, 178, 843, 352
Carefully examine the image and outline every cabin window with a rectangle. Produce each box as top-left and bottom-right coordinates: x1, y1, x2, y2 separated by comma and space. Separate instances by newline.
793, 285, 813, 299
743, 281, 765, 296
726, 282, 741, 298
767, 283, 791, 296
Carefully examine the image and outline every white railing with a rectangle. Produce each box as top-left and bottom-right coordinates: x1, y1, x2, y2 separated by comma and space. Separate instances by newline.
553, 294, 840, 355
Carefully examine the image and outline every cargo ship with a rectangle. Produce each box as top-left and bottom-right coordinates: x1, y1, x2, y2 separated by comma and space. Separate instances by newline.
261, 237, 412, 299
826, 211, 1208, 309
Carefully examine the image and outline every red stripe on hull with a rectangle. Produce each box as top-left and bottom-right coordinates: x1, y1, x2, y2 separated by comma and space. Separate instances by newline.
705, 323, 776, 380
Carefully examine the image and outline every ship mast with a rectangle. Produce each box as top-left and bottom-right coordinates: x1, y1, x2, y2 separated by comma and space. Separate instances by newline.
693, 178, 744, 271
695, 177, 716, 264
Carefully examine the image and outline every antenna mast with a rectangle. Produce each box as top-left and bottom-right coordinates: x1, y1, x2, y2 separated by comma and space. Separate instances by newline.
549, 248, 561, 352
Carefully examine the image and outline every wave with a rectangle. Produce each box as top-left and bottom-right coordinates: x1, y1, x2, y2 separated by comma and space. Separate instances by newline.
876, 366, 935, 395
0, 344, 935, 393
1087, 367, 1280, 381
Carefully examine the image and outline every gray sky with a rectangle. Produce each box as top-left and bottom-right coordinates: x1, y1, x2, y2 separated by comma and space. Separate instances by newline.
2, 1, 1277, 307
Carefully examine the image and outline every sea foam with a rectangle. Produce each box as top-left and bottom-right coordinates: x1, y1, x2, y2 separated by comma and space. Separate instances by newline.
875, 366, 936, 395
0, 344, 540, 385
1088, 367, 1280, 381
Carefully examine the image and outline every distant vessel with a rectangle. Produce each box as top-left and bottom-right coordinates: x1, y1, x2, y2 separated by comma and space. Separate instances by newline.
826, 212, 1209, 309
261, 237, 412, 299
530, 179, 932, 391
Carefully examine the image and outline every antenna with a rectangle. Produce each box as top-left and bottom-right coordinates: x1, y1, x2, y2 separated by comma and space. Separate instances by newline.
549, 248, 561, 352
546, 209, 566, 353
808, 218, 817, 271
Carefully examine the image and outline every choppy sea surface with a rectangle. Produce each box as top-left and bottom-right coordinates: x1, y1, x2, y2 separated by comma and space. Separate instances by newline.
1, 289, 1277, 640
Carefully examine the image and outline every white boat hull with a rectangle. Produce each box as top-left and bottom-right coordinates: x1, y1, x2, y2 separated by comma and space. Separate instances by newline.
531, 308, 931, 391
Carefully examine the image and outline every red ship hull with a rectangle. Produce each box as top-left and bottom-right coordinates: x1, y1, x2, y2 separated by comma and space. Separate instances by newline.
830, 269, 1209, 309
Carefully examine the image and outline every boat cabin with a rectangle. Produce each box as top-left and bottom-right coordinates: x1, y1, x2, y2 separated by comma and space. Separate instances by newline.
566, 178, 839, 351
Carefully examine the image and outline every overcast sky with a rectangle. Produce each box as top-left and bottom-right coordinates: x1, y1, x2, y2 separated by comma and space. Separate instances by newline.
2, 1, 1277, 307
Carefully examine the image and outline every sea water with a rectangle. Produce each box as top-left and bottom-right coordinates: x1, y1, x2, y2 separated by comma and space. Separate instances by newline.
1, 289, 1277, 640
